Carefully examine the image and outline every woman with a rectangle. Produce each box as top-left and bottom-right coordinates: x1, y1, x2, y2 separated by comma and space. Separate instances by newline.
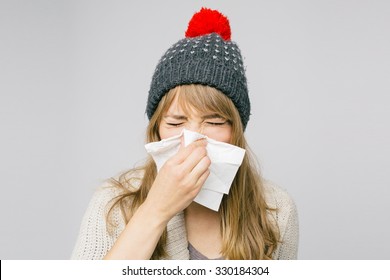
71, 8, 298, 260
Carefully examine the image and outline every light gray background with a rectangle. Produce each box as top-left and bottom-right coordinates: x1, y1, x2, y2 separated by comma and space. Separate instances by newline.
1, 0, 389, 259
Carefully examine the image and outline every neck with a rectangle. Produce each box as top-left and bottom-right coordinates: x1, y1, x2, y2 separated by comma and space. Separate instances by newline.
185, 202, 223, 259
185, 201, 221, 240
185, 202, 220, 220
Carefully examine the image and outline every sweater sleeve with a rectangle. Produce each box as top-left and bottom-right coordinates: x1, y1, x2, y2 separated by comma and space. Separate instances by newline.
70, 185, 125, 260
263, 180, 299, 260
275, 195, 299, 259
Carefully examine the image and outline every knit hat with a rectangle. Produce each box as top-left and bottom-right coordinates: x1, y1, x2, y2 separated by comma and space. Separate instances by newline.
146, 8, 250, 129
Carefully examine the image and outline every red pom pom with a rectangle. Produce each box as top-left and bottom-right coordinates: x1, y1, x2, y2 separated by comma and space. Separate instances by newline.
185, 8, 231, 41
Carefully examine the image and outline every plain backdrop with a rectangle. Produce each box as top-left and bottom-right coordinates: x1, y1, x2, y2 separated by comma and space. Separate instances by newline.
1, 0, 389, 259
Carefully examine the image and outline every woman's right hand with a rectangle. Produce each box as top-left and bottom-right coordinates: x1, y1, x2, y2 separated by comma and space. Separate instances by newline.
144, 138, 211, 222
104, 138, 210, 260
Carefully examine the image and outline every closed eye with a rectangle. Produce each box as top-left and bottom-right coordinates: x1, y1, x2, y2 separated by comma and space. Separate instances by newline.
166, 122, 184, 127
206, 121, 227, 126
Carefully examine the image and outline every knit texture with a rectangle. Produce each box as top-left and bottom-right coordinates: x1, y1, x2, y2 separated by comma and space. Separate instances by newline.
71, 179, 299, 260
146, 14, 251, 129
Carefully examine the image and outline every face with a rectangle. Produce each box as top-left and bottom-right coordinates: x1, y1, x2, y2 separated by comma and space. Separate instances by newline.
159, 94, 232, 143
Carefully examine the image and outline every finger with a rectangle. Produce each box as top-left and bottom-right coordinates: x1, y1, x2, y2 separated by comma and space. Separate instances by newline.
190, 155, 211, 179
193, 167, 211, 192
171, 139, 207, 164
179, 146, 208, 173
180, 155, 210, 189
181, 162, 210, 198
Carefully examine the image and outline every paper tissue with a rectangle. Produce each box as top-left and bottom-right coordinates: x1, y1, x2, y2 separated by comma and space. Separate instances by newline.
145, 129, 245, 211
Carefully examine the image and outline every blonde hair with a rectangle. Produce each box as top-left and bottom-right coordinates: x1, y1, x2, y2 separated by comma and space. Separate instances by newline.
106, 84, 280, 259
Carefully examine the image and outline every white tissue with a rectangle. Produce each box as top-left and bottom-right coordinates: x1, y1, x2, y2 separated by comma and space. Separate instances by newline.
144, 129, 245, 211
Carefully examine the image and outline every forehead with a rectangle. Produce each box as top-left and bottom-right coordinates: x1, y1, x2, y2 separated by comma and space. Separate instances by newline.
165, 95, 214, 116
159, 85, 233, 120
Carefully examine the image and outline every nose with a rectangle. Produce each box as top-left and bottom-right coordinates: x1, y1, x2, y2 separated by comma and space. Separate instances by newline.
186, 122, 204, 134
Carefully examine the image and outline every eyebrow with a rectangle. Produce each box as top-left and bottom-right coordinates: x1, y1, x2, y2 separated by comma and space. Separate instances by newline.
164, 114, 188, 120
164, 113, 225, 120
202, 113, 224, 120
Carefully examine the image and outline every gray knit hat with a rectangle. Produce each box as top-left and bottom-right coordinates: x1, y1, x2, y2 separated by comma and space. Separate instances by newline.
146, 8, 250, 129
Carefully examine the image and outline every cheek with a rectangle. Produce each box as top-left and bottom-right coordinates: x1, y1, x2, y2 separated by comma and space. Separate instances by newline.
159, 126, 182, 140
203, 127, 232, 143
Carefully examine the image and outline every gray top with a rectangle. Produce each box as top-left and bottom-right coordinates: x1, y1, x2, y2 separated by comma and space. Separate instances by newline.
188, 242, 224, 260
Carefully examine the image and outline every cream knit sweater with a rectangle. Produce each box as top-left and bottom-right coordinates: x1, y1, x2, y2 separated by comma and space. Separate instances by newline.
71, 179, 299, 260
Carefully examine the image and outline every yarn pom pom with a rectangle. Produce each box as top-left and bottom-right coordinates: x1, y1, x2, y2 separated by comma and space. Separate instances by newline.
185, 8, 231, 41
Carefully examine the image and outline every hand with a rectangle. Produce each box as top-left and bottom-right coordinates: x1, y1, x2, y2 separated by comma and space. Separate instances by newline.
144, 138, 211, 222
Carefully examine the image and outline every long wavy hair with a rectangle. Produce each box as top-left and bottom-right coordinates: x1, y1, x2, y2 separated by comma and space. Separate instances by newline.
106, 84, 280, 259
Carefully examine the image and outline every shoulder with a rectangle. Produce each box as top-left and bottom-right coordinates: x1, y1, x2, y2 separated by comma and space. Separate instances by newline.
88, 168, 145, 215
71, 182, 123, 259
262, 179, 299, 239
110, 168, 144, 191
71, 169, 145, 260
262, 179, 296, 212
